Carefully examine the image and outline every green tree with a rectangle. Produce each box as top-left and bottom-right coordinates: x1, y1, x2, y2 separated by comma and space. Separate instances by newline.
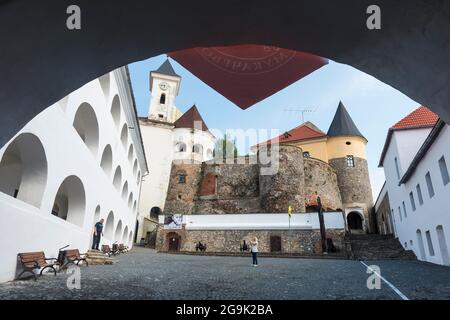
214, 134, 238, 159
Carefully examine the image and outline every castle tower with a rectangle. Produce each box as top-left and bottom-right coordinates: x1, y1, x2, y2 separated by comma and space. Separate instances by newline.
148, 59, 181, 123
326, 102, 374, 233
172, 105, 216, 162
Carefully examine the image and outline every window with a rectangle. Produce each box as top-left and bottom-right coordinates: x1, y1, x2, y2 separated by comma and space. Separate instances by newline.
303, 151, 310, 158
439, 156, 450, 185
158, 114, 164, 119
346, 155, 354, 167
160, 93, 166, 104
425, 230, 435, 256
176, 142, 186, 152
416, 184, 424, 205
402, 201, 407, 218
178, 174, 186, 184
345, 141, 351, 145
425, 172, 435, 198
394, 157, 400, 180
398, 206, 402, 221
409, 192, 416, 211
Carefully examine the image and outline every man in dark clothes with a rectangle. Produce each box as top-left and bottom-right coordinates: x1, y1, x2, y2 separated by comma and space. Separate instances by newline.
92, 218, 104, 250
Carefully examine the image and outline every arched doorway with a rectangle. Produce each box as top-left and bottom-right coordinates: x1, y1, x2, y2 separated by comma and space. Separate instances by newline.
150, 206, 162, 220
167, 232, 181, 252
347, 211, 363, 230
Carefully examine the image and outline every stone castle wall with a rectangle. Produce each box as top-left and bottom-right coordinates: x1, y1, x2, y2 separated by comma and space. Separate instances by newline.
329, 157, 374, 229
259, 145, 306, 213
164, 147, 370, 217
164, 162, 202, 214
157, 228, 345, 254
304, 157, 343, 211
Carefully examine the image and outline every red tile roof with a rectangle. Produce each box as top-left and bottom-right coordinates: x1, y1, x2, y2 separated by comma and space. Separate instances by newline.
378, 106, 439, 167
391, 106, 438, 130
174, 105, 209, 132
257, 122, 326, 146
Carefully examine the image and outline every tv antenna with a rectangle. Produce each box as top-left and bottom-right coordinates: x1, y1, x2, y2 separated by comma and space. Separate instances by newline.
283, 107, 317, 123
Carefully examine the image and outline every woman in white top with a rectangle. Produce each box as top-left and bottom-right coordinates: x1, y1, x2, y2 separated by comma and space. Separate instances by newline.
250, 237, 258, 266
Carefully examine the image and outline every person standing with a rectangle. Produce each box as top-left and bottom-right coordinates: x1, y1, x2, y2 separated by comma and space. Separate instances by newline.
92, 218, 104, 250
250, 236, 258, 267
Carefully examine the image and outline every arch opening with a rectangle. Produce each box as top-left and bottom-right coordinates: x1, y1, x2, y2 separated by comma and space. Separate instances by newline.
111, 95, 121, 129
120, 124, 128, 149
121, 181, 128, 201
105, 211, 115, 240
128, 192, 133, 209
113, 166, 122, 191
0, 133, 48, 208
51, 175, 86, 227
128, 145, 134, 163
114, 220, 123, 242
122, 226, 129, 243
347, 211, 363, 230
73, 103, 99, 156
100, 145, 113, 176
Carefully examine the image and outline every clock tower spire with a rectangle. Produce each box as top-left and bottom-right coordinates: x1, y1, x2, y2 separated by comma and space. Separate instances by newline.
148, 59, 181, 123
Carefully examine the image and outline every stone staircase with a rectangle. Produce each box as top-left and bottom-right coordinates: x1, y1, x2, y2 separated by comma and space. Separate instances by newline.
85, 249, 117, 265
345, 234, 417, 260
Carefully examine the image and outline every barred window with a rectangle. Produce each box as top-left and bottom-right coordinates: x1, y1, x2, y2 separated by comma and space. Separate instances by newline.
178, 174, 186, 184
346, 155, 355, 167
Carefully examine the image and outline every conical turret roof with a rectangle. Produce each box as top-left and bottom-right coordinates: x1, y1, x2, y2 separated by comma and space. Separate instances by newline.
327, 101, 365, 140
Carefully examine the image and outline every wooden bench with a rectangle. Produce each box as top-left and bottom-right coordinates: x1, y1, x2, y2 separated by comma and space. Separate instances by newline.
17, 252, 59, 281
63, 249, 88, 268
102, 245, 117, 257
118, 243, 128, 254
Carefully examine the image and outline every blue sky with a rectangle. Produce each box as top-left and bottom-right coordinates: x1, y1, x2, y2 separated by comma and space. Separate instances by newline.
129, 54, 420, 200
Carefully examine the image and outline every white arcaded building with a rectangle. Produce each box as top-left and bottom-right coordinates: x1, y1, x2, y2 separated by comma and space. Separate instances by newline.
379, 106, 450, 266
0, 67, 147, 282
137, 60, 216, 242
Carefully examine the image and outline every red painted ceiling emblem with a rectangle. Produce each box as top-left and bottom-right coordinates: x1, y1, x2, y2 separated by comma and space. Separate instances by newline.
169, 45, 328, 109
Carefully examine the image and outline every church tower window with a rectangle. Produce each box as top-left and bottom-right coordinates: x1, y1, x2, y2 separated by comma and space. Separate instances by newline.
160, 93, 166, 104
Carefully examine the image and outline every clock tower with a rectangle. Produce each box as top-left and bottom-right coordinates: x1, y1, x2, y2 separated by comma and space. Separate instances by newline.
148, 59, 181, 123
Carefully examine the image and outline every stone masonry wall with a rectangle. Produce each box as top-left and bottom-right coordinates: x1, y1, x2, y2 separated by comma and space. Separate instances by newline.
193, 162, 261, 213
260, 145, 306, 213
157, 229, 345, 254
164, 162, 202, 214
304, 158, 343, 211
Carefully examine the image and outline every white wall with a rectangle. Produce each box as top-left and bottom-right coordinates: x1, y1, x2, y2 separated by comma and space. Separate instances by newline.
173, 128, 216, 162
384, 125, 450, 265
0, 68, 144, 282
159, 212, 345, 230
139, 124, 174, 215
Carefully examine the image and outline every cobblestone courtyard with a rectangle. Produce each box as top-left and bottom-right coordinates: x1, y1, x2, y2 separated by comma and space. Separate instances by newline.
1, 247, 450, 300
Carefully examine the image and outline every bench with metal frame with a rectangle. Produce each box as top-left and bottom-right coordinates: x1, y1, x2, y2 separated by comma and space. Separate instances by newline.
62, 249, 88, 268
17, 251, 60, 281
102, 244, 118, 257
118, 243, 128, 254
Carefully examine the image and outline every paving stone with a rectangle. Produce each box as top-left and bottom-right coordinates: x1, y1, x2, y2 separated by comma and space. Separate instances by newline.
0, 247, 449, 300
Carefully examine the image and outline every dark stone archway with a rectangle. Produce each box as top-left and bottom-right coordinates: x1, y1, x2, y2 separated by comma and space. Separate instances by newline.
0, 0, 449, 147
347, 212, 363, 230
